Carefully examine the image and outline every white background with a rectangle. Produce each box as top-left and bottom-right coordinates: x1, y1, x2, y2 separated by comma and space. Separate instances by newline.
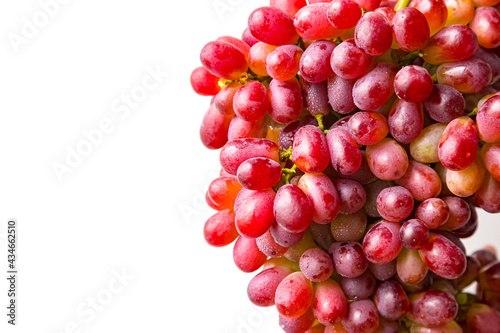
0, 1, 498, 333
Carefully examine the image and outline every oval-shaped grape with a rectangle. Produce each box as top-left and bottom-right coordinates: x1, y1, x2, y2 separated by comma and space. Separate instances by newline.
326, 127, 362, 175
269, 78, 303, 124
292, 125, 330, 174
248, 7, 299, 46
200, 41, 248, 80
275, 184, 313, 233
298, 173, 340, 224
418, 232, 466, 279
438, 116, 479, 171
220, 138, 280, 175
421, 24, 478, 65
363, 221, 402, 264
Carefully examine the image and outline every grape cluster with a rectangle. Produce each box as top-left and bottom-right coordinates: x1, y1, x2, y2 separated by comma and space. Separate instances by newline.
191, 0, 500, 331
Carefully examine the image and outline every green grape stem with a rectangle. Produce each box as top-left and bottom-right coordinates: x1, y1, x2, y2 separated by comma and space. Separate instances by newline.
467, 107, 479, 117
394, 0, 412, 10
316, 115, 325, 131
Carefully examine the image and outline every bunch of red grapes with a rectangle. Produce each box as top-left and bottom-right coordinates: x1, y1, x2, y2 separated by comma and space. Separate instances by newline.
190, 0, 500, 331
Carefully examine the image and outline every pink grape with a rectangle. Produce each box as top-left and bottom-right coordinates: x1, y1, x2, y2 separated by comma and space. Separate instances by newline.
388, 99, 424, 144
270, 0, 307, 17
410, 123, 447, 164
400, 219, 430, 250
480, 143, 500, 181
395, 160, 442, 201
200, 103, 233, 150
292, 125, 330, 174
203, 209, 238, 247
477, 173, 500, 213
394, 65, 434, 103
407, 290, 459, 327
270, 221, 305, 248
302, 80, 330, 117
331, 39, 374, 80
339, 270, 377, 301
312, 279, 348, 326
190, 66, 221, 96
366, 138, 409, 181
469, 6, 500, 49
392, 7, 430, 52
248, 42, 277, 76
208, 176, 243, 210
363, 221, 402, 264
438, 116, 479, 171
418, 232, 466, 279
373, 280, 410, 320
235, 188, 275, 238
396, 247, 429, 284
354, 0, 382, 11
326, 127, 362, 175
237, 157, 282, 190
247, 266, 293, 307
275, 272, 314, 319
466, 304, 500, 331
299, 248, 334, 282
274, 184, 313, 233
475, 47, 500, 84
248, 7, 299, 46
298, 173, 340, 224
354, 12, 393, 56
241, 28, 260, 47
233, 236, 268, 272
330, 241, 369, 278
352, 62, 398, 111
440, 196, 471, 230
256, 230, 288, 258
220, 138, 280, 175
369, 259, 397, 281
215, 81, 242, 115
376, 186, 414, 222
294, 4, 343, 40
300, 40, 336, 83
327, 75, 357, 115
423, 84, 465, 123
477, 95, 500, 143
228, 116, 266, 141
347, 111, 389, 146
279, 307, 316, 333
268, 78, 303, 124
200, 41, 248, 80
415, 198, 450, 229
327, 0, 362, 30
332, 178, 366, 214
266, 45, 303, 81
409, 0, 448, 36
421, 24, 478, 65
436, 57, 492, 94
233, 81, 269, 122
341, 299, 379, 333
